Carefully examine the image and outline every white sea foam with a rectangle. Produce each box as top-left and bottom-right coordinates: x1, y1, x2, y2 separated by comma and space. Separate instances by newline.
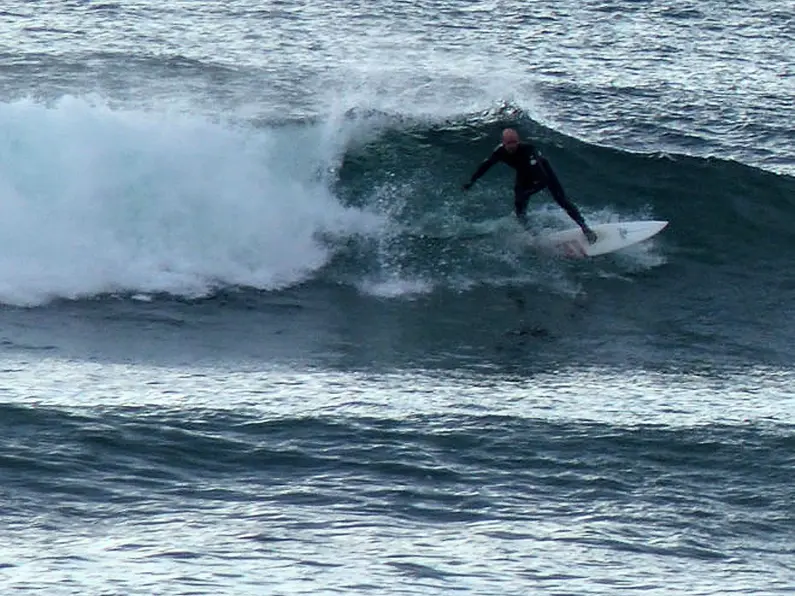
0, 96, 383, 306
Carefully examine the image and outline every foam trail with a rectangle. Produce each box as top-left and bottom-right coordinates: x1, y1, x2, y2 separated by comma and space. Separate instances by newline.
0, 97, 382, 306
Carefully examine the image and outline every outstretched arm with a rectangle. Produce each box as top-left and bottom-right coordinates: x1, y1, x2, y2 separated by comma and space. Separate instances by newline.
463, 149, 500, 190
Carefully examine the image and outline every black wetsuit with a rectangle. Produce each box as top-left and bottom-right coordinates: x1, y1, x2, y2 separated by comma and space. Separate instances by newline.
467, 142, 588, 229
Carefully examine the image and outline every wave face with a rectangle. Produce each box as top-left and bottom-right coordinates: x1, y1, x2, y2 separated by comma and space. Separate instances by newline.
1, 97, 793, 307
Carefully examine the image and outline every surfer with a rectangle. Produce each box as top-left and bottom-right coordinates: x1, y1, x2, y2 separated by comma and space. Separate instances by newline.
463, 128, 598, 243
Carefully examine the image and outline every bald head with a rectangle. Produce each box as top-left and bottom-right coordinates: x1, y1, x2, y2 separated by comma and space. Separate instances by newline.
502, 128, 520, 152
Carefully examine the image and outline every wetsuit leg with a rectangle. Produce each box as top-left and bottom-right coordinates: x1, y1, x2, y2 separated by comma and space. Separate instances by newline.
514, 182, 545, 225
514, 189, 531, 222
542, 160, 588, 228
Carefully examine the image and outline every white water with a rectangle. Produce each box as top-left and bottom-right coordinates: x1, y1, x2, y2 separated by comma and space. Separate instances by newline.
0, 97, 383, 306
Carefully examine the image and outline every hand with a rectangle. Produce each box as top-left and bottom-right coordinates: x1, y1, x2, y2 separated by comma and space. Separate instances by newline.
462, 182, 473, 191
583, 227, 598, 244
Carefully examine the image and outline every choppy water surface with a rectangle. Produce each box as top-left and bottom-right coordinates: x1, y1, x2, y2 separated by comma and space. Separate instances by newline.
1, 0, 794, 594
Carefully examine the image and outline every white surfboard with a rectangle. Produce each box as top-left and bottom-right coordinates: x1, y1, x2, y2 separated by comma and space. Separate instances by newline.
536, 220, 668, 258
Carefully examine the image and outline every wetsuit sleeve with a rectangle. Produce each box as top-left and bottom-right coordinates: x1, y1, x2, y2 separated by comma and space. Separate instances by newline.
540, 157, 588, 228
468, 148, 501, 185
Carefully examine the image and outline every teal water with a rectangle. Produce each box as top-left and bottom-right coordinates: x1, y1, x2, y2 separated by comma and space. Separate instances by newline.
0, 1, 794, 594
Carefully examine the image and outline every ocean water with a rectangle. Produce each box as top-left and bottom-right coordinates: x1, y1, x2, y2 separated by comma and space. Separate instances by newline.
1, 1, 794, 594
